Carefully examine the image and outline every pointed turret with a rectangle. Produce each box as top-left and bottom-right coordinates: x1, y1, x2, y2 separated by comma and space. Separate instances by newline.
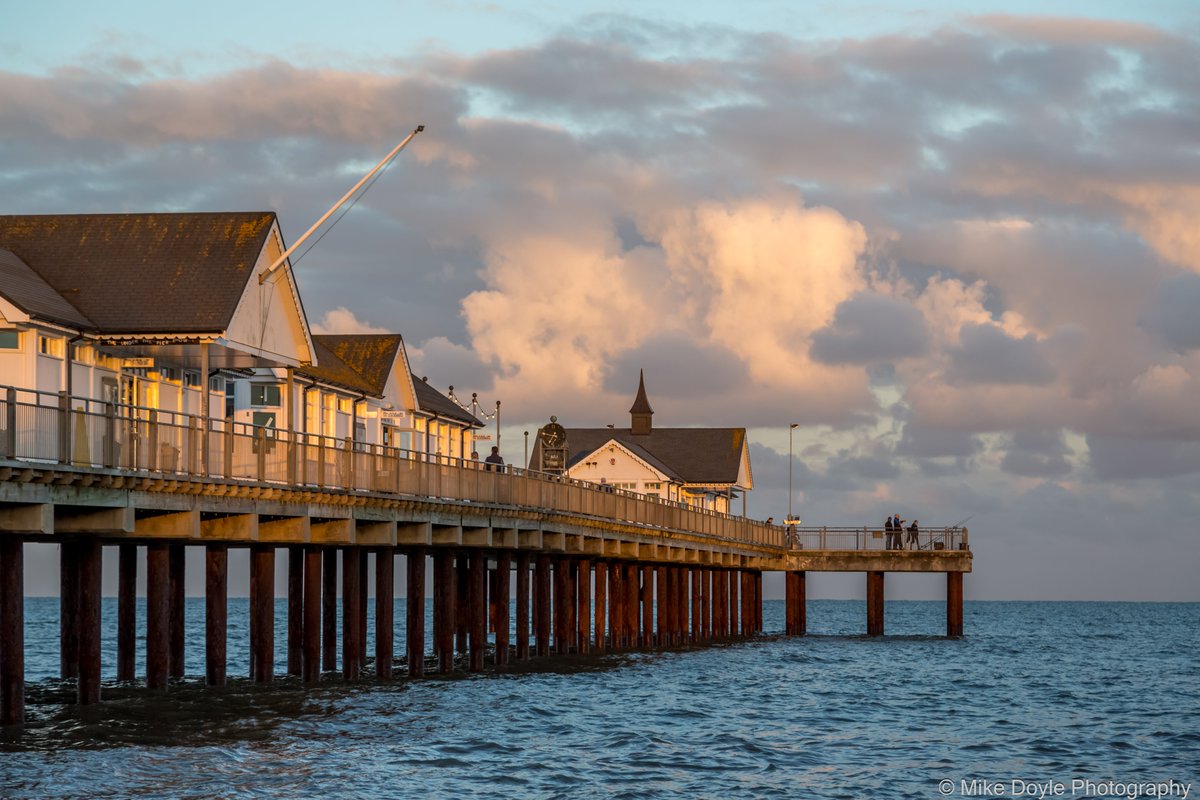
629, 369, 653, 435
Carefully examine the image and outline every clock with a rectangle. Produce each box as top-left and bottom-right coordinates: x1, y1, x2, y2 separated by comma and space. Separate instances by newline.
539, 417, 566, 449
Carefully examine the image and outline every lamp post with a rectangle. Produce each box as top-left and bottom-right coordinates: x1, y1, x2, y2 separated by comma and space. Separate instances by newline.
788, 423, 799, 521
524, 430, 529, 469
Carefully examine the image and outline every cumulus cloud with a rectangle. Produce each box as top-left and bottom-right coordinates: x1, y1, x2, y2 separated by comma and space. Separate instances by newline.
946, 323, 1056, 386
310, 306, 390, 335
810, 292, 930, 365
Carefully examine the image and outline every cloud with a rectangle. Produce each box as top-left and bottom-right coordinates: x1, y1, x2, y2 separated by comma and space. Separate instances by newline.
1000, 429, 1074, 478
810, 292, 930, 365
1141, 272, 1200, 352
946, 323, 1056, 386
310, 306, 389, 335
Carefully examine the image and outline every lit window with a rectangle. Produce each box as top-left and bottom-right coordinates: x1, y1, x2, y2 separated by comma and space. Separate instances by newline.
38, 335, 64, 358
184, 372, 201, 388
0, 330, 20, 349
251, 384, 281, 406
71, 344, 94, 364
645, 482, 661, 490
338, 397, 352, 414
158, 367, 179, 382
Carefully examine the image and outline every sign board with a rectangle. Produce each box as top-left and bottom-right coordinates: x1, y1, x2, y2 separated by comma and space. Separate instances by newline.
121, 358, 154, 368
541, 447, 566, 471
474, 434, 493, 442
381, 410, 406, 425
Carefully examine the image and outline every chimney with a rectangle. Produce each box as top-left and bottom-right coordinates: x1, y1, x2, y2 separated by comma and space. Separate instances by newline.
629, 369, 653, 435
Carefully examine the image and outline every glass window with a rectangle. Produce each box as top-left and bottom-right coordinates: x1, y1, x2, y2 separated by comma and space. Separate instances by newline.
251, 384, 281, 406
252, 411, 277, 430
0, 330, 19, 349
209, 376, 225, 393
38, 335, 64, 357
184, 371, 201, 388
338, 397, 352, 414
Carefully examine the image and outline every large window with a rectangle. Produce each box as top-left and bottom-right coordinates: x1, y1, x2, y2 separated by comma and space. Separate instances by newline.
0, 330, 19, 349
250, 383, 281, 406
252, 411, 277, 430
38, 335, 64, 358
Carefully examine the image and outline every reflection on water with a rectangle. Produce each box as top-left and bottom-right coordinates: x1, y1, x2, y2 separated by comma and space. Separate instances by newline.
2, 601, 1197, 799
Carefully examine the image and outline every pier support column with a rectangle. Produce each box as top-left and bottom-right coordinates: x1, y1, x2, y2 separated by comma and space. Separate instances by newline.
640, 565, 653, 647
59, 540, 80, 681
406, 550, 426, 677
867, 571, 885, 636
946, 572, 963, 638
626, 563, 639, 648
455, 555, 469, 656
433, 550, 455, 673
78, 540, 102, 705
608, 561, 623, 649
146, 543, 169, 689
376, 549, 394, 679
495, 552, 511, 665
468, 550, 486, 672
0, 538, 24, 725
117, 543, 137, 682
593, 561, 607, 652
169, 544, 185, 678
205, 545, 227, 687
515, 552, 530, 661
566, 559, 579, 655
690, 569, 701, 643
287, 546, 303, 677
785, 571, 807, 636
303, 547, 321, 683
358, 553, 369, 666
250, 545, 275, 683
322, 549, 337, 672
534, 554, 550, 657
698, 568, 709, 642
727, 570, 738, 638
676, 567, 688, 645
576, 559, 590, 655
655, 565, 667, 646
342, 547, 362, 679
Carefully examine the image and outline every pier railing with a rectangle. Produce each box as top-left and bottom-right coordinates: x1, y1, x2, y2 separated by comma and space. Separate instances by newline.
785, 526, 969, 552
0, 385, 783, 549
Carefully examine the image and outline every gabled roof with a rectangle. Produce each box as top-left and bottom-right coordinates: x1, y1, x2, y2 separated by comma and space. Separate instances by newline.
535, 426, 749, 486
300, 334, 404, 397
0, 212, 276, 333
411, 376, 484, 427
0, 248, 92, 329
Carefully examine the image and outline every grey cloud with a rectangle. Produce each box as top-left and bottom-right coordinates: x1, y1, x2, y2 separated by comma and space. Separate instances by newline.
896, 422, 983, 460
947, 324, 1056, 386
1000, 429, 1074, 478
1141, 272, 1200, 352
1087, 434, 1200, 480
604, 333, 748, 399
810, 293, 930, 365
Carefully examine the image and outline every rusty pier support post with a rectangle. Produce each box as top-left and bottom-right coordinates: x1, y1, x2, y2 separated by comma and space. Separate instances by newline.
866, 571, 885, 636
593, 561, 607, 652
626, 563, 639, 648
0, 537, 24, 725
455, 554, 469, 656
287, 546, 304, 677
358, 552, 369, 667
117, 544, 137, 682
250, 545, 275, 683
495, 552, 511, 665
59, 540, 80, 682
169, 544, 185, 679
655, 565, 667, 646
946, 572, 963, 638
303, 547, 321, 683
376, 548, 394, 679
690, 568, 701, 644
77, 540, 102, 705
342, 547, 362, 679
514, 552, 530, 661
322, 549, 337, 672
146, 543, 170, 689
406, 550, 426, 677
576, 559, 590, 655
433, 550, 455, 673
698, 568, 709, 642
468, 550, 486, 672
534, 554, 550, 657
205, 544, 227, 687
608, 561, 623, 649
727, 570, 738, 638
552, 557, 567, 655
785, 571, 807, 636
639, 565, 653, 647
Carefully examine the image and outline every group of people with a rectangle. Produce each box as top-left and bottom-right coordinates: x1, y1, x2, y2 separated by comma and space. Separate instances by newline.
884, 513, 920, 550
470, 446, 506, 472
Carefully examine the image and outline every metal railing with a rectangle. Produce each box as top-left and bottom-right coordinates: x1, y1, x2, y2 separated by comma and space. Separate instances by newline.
783, 525, 969, 552
0, 384, 784, 549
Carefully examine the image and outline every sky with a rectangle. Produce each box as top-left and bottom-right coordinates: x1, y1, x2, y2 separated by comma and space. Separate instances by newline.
3, 1, 1199, 601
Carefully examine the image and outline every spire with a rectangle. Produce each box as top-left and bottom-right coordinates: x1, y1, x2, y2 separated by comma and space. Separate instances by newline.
629, 369, 653, 435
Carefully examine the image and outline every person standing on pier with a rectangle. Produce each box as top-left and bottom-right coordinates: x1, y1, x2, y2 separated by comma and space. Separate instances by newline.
485, 446, 505, 472
885, 515, 895, 549
907, 519, 920, 550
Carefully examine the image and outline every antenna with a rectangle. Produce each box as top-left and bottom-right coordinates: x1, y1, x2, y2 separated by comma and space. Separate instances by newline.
259, 125, 425, 284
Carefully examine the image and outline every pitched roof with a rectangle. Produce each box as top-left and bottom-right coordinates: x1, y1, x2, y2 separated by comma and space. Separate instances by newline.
301, 334, 403, 397
411, 376, 483, 426
0, 248, 92, 328
0, 212, 276, 333
535, 426, 748, 485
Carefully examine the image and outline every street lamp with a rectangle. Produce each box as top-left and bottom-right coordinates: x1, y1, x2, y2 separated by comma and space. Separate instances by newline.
524, 430, 529, 469
788, 423, 799, 521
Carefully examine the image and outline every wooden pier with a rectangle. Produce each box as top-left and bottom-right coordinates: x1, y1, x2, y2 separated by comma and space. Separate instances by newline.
0, 387, 970, 727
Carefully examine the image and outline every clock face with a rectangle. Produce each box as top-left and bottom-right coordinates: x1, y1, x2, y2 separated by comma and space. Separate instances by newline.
540, 422, 566, 448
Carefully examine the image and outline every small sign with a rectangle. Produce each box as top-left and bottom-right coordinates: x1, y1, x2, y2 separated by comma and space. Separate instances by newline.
121, 358, 154, 368
474, 434, 493, 442
380, 410, 407, 425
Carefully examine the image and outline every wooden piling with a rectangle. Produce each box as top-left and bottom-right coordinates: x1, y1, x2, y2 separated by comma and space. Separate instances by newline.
608, 561, 623, 649
727, 570, 738, 638
592, 560, 607, 652
358, 551, 368, 665
342, 547, 361, 679
433, 550, 455, 673
406, 550, 426, 676
786, 571, 807, 636
515, 552, 530, 661
77, 539, 101, 705
322, 549, 337, 672
640, 565, 653, 647
690, 568, 701, 643
303, 547, 321, 683
205, 544, 227, 687
468, 550, 486, 672
553, 557, 568, 654
626, 563, 639, 648
495, 551, 511, 665
655, 565, 667, 646
576, 558, 590, 655
534, 554, 550, 657
678, 567, 689, 644
146, 543, 169, 689
0, 537, 24, 725
376, 548, 394, 679
566, 559, 579, 654
867, 570, 885, 636
59, 540, 80, 680
947, 571, 963, 638
287, 546, 304, 676
117, 543, 136, 682
250, 545, 275, 683
168, 544, 185, 678
455, 554, 469, 656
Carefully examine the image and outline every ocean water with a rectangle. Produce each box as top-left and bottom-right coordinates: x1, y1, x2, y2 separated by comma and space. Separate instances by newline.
1, 600, 1196, 799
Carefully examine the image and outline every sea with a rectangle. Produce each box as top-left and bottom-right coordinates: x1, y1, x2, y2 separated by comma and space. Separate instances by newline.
1, 600, 1196, 799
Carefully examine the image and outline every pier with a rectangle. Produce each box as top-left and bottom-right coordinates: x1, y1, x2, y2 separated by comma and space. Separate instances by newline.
0, 384, 970, 726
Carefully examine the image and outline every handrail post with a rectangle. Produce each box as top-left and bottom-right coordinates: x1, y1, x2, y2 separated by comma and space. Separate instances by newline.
317, 435, 326, 488
187, 416, 198, 475
256, 426, 267, 482
103, 402, 116, 467
58, 391, 70, 464
223, 419, 234, 479
147, 409, 159, 472
4, 387, 17, 459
